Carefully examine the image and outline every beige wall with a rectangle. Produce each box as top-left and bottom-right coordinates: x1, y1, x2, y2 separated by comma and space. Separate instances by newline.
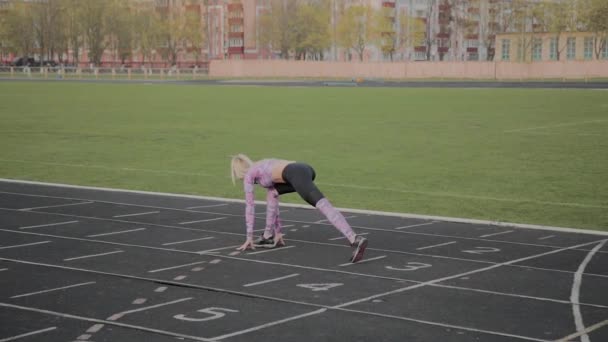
495, 32, 608, 62
209, 60, 608, 80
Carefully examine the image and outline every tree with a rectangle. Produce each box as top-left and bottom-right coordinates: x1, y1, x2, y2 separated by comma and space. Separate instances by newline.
293, 1, 331, 60
60, 0, 84, 66
580, 0, 608, 59
31, 0, 63, 62
337, 5, 375, 61
134, 7, 161, 66
397, 11, 425, 61
258, 0, 298, 59
375, 6, 397, 61
81, 0, 108, 66
542, 0, 579, 61
182, 2, 205, 65
4, 1, 35, 59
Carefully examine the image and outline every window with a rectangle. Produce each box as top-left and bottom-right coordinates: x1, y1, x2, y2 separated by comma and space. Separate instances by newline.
549, 37, 558, 60
603, 41, 608, 59
532, 38, 542, 61
566, 37, 576, 60
501, 39, 510, 61
584, 37, 593, 60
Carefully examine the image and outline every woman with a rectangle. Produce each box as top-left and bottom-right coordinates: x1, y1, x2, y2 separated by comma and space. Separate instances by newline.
231, 154, 368, 263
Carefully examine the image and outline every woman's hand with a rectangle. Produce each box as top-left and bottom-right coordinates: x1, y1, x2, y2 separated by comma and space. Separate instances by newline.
237, 238, 255, 251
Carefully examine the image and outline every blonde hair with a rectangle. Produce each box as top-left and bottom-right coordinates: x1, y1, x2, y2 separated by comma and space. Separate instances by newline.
230, 154, 253, 185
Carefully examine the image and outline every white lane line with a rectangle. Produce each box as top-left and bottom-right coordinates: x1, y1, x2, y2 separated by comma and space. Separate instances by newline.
329, 232, 369, 241
20, 221, 78, 230
209, 309, 327, 341
64, 250, 124, 261
557, 319, 608, 342
19, 201, 93, 211
186, 204, 228, 209
247, 245, 296, 255
113, 211, 159, 218
282, 224, 295, 228
0, 268, 7, 272
162, 237, 215, 246
86, 324, 104, 333
0, 241, 51, 250
229, 251, 240, 256
87, 228, 147, 237
11, 282, 96, 299
132, 298, 147, 305
76, 334, 91, 340
179, 217, 227, 225
570, 240, 607, 342
243, 273, 300, 287
191, 267, 204, 272
333, 239, 607, 309
147, 261, 206, 273
0, 302, 211, 342
394, 222, 436, 230
0, 327, 57, 342
480, 230, 514, 238
107, 297, 192, 321
154, 287, 167, 293
173, 275, 187, 281
538, 235, 555, 240
416, 241, 457, 251
209, 259, 222, 264
196, 245, 241, 255
315, 215, 357, 224
339, 255, 387, 267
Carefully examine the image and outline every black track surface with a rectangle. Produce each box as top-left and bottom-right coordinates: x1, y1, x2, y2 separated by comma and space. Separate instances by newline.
0, 179, 607, 342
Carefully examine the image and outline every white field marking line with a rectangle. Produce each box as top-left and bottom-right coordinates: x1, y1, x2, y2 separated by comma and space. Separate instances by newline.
113, 211, 159, 218
86, 324, 104, 333
432, 283, 608, 309
339, 255, 387, 267
556, 319, 608, 342
208, 309, 327, 341
132, 298, 147, 305
174, 275, 187, 281
337, 307, 549, 342
394, 221, 437, 230
162, 237, 215, 246
3, 186, 608, 237
0, 268, 7, 272
20, 220, 79, 230
148, 261, 207, 273
479, 230, 514, 238
186, 203, 228, 209
0, 241, 51, 250
76, 334, 91, 340
507, 131, 604, 137
569, 240, 607, 342
19, 201, 93, 211
0, 302, 212, 342
4, 181, 608, 234
179, 217, 227, 225
282, 224, 295, 228
10, 281, 96, 299
5, 227, 608, 292
503, 119, 608, 133
416, 241, 457, 251
0, 159, 215, 178
538, 235, 555, 240
107, 297, 193, 321
332, 239, 607, 309
87, 228, 147, 237
197, 245, 240, 254
154, 286, 167, 292
0, 327, 57, 342
318, 182, 608, 209
247, 245, 296, 255
329, 232, 369, 241
64, 250, 124, 261
243, 273, 300, 287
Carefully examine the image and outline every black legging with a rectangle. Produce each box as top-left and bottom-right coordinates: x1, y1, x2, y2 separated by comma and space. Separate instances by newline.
275, 163, 324, 206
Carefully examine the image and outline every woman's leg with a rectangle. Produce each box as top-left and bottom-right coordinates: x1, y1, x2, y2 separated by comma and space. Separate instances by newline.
282, 163, 357, 244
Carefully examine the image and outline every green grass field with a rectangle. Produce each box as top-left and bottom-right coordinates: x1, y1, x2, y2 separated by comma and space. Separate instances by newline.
1, 81, 607, 231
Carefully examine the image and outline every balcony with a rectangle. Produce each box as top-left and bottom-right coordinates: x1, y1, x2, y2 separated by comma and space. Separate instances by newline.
436, 33, 449, 39
465, 34, 479, 40
228, 46, 244, 54
467, 47, 478, 53
228, 17, 243, 26
438, 47, 449, 53
414, 46, 427, 52
382, 1, 395, 8
228, 32, 244, 39
227, 3, 243, 11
